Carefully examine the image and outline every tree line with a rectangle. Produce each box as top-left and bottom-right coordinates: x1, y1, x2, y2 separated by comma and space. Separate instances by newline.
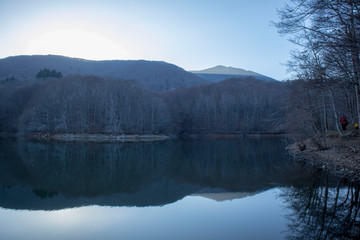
0, 76, 170, 134
0, 75, 286, 135
165, 78, 286, 134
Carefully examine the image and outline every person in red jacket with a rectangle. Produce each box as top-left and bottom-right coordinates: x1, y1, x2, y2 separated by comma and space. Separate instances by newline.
340, 116, 348, 131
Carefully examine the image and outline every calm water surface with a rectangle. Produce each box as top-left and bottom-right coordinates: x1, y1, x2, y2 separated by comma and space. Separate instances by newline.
0, 138, 358, 239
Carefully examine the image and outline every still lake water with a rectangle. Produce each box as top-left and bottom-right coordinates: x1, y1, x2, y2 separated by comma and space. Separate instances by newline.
0, 137, 358, 240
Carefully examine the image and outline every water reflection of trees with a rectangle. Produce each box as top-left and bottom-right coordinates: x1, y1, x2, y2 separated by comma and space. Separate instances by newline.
0, 138, 292, 209
168, 138, 290, 191
282, 170, 360, 240
1, 140, 173, 197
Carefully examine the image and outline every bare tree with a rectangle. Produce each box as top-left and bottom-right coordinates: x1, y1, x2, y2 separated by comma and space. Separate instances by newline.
275, 0, 360, 135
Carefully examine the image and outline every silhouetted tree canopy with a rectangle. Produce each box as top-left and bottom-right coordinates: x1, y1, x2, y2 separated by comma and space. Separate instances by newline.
0, 75, 286, 135
35, 68, 63, 79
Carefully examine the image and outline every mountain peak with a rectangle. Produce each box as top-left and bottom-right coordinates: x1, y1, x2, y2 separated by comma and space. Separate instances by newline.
191, 65, 260, 76
190, 65, 276, 82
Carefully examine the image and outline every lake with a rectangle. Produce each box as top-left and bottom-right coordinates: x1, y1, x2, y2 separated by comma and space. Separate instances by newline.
0, 137, 358, 239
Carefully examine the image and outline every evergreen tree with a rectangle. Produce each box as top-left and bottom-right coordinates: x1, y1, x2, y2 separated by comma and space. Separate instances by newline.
36, 68, 63, 79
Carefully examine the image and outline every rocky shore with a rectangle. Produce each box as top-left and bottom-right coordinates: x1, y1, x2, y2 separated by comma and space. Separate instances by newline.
286, 136, 360, 182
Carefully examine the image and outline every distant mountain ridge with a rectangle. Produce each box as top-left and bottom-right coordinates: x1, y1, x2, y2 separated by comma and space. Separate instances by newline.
0, 55, 207, 92
191, 65, 260, 75
190, 65, 276, 82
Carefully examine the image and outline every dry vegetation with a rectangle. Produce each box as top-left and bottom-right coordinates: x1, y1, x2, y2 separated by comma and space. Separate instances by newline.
287, 134, 360, 182
0, 75, 286, 137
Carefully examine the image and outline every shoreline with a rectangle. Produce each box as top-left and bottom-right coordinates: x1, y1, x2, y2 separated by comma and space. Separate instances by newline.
0, 132, 286, 142
0, 133, 171, 143
33, 133, 171, 142
180, 132, 285, 139
286, 137, 360, 182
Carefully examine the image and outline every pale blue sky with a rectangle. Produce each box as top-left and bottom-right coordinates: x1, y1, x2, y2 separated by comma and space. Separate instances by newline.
0, 0, 293, 80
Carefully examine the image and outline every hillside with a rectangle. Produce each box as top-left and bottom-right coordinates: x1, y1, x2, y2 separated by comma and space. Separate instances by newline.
191, 65, 276, 82
0, 55, 207, 92
0, 56, 287, 137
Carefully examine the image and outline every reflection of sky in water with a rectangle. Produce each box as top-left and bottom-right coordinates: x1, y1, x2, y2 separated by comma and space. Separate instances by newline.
0, 189, 286, 240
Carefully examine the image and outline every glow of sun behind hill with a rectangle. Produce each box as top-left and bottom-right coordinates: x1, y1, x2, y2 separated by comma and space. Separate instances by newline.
25, 29, 128, 60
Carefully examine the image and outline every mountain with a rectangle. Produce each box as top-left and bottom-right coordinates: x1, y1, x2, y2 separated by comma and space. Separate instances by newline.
190, 65, 276, 82
0, 55, 207, 92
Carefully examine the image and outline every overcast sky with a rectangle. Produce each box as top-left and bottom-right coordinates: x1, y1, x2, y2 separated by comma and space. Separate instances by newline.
0, 0, 294, 80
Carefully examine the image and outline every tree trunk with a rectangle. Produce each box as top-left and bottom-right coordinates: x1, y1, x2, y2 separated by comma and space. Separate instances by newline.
329, 88, 344, 135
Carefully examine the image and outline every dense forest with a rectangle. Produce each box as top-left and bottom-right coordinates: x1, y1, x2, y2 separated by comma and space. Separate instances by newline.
0, 73, 285, 136
165, 78, 285, 134
0, 76, 170, 134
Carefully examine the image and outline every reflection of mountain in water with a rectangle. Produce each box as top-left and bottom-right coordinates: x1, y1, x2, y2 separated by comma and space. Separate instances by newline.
192, 187, 261, 202
0, 138, 292, 210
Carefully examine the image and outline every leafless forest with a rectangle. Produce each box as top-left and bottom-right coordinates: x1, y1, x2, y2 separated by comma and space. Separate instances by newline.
275, 0, 360, 137
0, 75, 287, 135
